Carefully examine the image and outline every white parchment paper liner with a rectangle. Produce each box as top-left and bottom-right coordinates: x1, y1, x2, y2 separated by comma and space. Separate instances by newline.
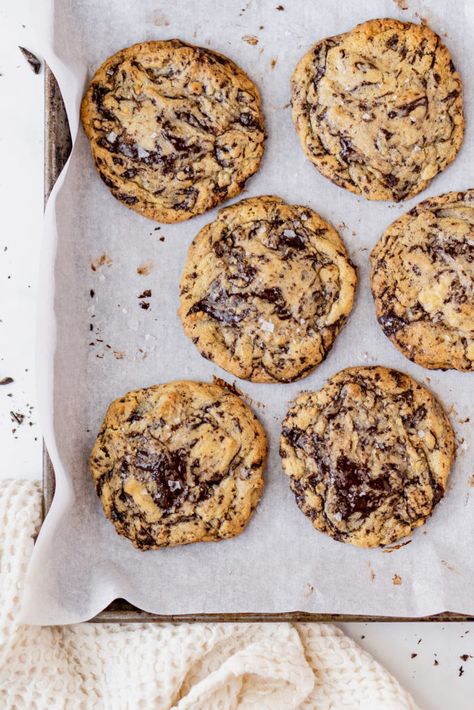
23, 0, 474, 624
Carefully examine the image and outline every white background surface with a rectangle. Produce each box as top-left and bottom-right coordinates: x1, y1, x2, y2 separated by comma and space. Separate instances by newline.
0, 1, 472, 708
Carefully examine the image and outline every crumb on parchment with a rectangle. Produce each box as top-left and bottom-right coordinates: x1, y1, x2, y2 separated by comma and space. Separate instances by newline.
137, 260, 154, 276
91, 253, 112, 271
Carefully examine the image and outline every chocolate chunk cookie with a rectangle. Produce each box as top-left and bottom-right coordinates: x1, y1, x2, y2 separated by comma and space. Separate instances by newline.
371, 190, 474, 371
90, 381, 267, 549
280, 366, 455, 547
81, 40, 265, 223
179, 196, 357, 383
291, 19, 464, 201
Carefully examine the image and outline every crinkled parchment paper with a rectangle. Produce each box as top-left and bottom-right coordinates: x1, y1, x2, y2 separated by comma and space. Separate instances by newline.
23, 0, 474, 623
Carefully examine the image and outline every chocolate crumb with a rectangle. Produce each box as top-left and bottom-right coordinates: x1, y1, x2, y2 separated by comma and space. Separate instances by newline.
137, 261, 154, 276
138, 290, 152, 299
460, 654, 472, 662
276, 4, 284, 9
459, 666, 464, 677
139, 302, 150, 310
0, 377, 14, 385
90, 289, 95, 298
18, 47, 41, 74
411, 653, 417, 659
10, 411, 25, 426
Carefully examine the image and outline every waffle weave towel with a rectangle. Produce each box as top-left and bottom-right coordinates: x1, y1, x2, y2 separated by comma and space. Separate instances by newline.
0, 479, 418, 709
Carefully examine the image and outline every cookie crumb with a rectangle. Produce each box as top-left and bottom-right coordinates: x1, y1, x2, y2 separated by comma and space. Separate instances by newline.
271, 58, 278, 70
304, 582, 314, 597
383, 539, 412, 553
242, 35, 258, 45
153, 12, 170, 27
392, 573, 402, 585
212, 377, 242, 396
10, 411, 25, 426
137, 260, 154, 276
392, 0, 408, 9
91, 253, 112, 271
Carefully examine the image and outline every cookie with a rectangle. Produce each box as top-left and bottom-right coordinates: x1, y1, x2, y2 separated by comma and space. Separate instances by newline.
371, 190, 474, 371
291, 19, 464, 201
179, 196, 357, 383
81, 40, 265, 223
280, 366, 455, 547
90, 381, 267, 549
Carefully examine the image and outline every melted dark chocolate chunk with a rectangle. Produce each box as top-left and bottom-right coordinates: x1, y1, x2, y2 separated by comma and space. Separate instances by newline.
378, 309, 408, 337
282, 426, 304, 448
386, 35, 399, 49
332, 455, 389, 518
238, 112, 259, 129
188, 287, 249, 325
116, 192, 138, 205
278, 228, 306, 250
340, 137, 356, 162
133, 448, 187, 510
388, 96, 427, 119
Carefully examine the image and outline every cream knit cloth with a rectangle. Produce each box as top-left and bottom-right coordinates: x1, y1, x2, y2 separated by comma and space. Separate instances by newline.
0, 480, 419, 709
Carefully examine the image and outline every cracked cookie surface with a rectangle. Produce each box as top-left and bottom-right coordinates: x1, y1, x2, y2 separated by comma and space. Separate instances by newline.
280, 366, 455, 547
291, 18, 464, 201
81, 40, 265, 223
90, 381, 267, 549
179, 196, 357, 383
371, 190, 474, 371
